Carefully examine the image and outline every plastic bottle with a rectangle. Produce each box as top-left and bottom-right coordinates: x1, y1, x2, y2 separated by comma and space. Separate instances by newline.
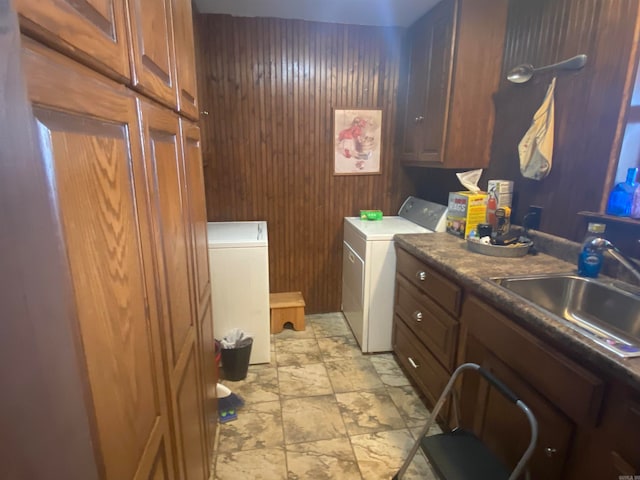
631, 184, 640, 219
606, 167, 638, 216
577, 222, 606, 278
486, 188, 498, 228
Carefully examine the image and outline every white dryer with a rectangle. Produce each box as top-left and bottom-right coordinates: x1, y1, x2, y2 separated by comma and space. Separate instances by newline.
342, 197, 447, 353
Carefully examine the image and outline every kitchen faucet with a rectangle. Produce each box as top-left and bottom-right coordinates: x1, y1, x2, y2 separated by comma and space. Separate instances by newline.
582, 237, 640, 284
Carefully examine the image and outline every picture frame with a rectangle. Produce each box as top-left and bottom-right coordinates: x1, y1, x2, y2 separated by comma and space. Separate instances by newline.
333, 108, 383, 175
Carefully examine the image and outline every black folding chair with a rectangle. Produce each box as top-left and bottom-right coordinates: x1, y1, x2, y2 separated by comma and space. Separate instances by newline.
393, 363, 538, 480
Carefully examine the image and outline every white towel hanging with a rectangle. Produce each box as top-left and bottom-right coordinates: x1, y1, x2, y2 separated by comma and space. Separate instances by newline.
518, 77, 556, 180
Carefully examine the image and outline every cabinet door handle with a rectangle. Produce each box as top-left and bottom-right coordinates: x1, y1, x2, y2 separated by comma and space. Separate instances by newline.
416, 271, 427, 281
413, 311, 423, 322
348, 252, 355, 263
408, 357, 420, 369
414, 115, 424, 124
544, 447, 557, 458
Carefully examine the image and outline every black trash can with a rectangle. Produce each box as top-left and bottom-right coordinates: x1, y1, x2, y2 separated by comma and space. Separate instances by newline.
220, 338, 253, 381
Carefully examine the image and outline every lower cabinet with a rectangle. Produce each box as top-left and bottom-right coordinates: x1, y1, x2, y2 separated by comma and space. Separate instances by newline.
565, 381, 640, 479
393, 247, 461, 421
392, 246, 640, 478
459, 330, 575, 479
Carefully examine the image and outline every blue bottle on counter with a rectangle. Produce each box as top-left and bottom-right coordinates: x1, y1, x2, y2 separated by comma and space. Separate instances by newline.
577, 222, 606, 278
605, 167, 638, 216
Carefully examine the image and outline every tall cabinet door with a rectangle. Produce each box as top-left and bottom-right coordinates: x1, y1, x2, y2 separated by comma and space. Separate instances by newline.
399, 14, 429, 162
127, 0, 178, 108
417, 0, 455, 164
22, 38, 174, 480
171, 0, 199, 120
138, 100, 208, 480
16, 0, 130, 81
181, 119, 217, 457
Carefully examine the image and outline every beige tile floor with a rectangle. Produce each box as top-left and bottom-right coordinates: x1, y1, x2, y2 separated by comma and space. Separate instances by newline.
212, 313, 441, 480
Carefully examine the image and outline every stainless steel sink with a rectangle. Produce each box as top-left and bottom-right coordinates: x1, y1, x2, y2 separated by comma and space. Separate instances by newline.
492, 274, 640, 358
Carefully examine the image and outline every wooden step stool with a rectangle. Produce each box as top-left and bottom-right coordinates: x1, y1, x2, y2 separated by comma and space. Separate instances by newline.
270, 292, 306, 334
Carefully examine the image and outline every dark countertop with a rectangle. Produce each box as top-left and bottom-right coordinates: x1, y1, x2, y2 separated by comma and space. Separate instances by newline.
394, 232, 640, 387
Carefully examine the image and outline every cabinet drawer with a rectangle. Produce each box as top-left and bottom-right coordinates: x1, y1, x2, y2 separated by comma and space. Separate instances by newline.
396, 247, 461, 316
461, 296, 604, 426
393, 315, 451, 417
395, 275, 458, 370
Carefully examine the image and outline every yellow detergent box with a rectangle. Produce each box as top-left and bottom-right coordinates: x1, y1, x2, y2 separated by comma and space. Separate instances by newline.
446, 191, 488, 238
360, 210, 383, 220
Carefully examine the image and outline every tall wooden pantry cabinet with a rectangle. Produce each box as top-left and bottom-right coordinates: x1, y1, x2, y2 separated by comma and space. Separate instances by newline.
10, 0, 216, 478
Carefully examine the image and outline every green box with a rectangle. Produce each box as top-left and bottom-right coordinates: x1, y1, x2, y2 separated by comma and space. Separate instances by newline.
360, 210, 383, 221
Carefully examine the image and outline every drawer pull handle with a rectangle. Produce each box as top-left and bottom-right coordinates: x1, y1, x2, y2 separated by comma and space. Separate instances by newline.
414, 115, 424, 124
413, 311, 423, 322
544, 447, 557, 458
348, 252, 355, 263
416, 271, 427, 281
408, 357, 420, 369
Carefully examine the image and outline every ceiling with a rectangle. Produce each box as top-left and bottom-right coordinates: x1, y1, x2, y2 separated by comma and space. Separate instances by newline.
193, 0, 441, 27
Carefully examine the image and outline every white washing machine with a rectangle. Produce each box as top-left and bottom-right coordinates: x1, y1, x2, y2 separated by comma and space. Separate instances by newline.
207, 221, 270, 364
342, 197, 448, 353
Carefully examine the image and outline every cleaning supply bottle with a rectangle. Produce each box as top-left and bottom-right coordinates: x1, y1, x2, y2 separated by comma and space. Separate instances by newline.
631, 183, 640, 219
606, 167, 638, 216
577, 222, 606, 277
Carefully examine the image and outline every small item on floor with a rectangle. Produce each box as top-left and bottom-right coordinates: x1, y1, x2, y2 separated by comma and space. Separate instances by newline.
217, 383, 245, 423
270, 291, 306, 334
219, 408, 237, 423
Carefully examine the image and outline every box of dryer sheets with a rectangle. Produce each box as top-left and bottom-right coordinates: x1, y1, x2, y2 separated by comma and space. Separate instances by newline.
447, 191, 488, 238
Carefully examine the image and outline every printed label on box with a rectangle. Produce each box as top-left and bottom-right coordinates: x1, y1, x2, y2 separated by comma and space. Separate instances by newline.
447, 191, 488, 238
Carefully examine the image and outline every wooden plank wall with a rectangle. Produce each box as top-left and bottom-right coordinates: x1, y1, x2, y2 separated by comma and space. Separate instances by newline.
195, 15, 414, 313
484, 0, 640, 240
413, 0, 640, 243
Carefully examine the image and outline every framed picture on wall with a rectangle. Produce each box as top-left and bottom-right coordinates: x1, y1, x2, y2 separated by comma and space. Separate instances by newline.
333, 108, 383, 175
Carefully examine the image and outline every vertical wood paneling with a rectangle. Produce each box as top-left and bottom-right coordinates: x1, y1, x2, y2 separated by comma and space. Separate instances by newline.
195, 15, 414, 313
482, 0, 640, 241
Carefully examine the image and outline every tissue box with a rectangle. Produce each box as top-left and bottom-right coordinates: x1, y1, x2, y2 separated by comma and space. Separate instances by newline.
447, 191, 488, 238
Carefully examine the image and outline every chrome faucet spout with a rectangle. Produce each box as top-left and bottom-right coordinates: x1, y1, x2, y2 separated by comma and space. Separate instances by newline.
584, 237, 640, 284
607, 247, 640, 284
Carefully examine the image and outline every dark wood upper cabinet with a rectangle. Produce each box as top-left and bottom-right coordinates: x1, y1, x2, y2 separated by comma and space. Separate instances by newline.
127, 0, 178, 108
399, 0, 508, 168
16, 0, 131, 81
172, 0, 199, 120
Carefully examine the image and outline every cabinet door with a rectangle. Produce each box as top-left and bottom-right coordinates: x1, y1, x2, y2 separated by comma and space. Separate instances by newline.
565, 381, 640, 479
171, 0, 199, 120
180, 119, 217, 457
460, 333, 574, 479
23, 38, 174, 480
17, 0, 130, 81
399, 15, 429, 162
416, 0, 455, 165
138, 99, 208, 480
181, 120, 210, 319
127, 0, 178, 108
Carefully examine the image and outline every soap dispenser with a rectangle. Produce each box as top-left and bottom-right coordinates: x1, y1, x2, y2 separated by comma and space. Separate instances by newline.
577, 222, 606, 277
606, 167, 638, 216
